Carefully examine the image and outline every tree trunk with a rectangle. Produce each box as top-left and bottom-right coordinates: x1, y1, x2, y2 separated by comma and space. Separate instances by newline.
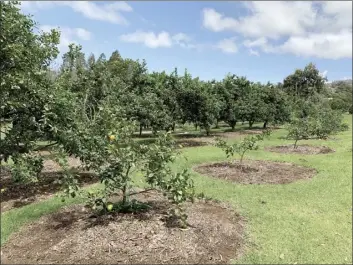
249, 121, 254, 128
122, 184, 128, 206
122, 166, 131, 206
230, 121, 237, 131
215, 120, 219, 129
172, 122, 175, 132
139, 124, 143, 136
263, 121, 268, 129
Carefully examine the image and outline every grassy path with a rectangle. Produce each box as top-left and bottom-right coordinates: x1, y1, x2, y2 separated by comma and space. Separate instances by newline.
1, 116, 352, 264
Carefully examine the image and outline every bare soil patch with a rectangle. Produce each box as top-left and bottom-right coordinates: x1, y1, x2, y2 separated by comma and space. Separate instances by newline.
0, 157, 97, 212
265, 144, 335, 155
214, 128, 278, 139
217, 130, 261, 139
194, 160, 317, 184
173, 128, 274, 141
176, 139, 211, 148
1, 191, 245, 264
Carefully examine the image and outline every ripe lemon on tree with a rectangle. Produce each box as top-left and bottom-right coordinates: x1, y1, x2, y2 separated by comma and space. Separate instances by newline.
108, 135, 116, 141
106, 203, 114, 211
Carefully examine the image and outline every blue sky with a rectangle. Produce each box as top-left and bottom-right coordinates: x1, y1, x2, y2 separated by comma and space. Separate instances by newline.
20, 1, 352, 83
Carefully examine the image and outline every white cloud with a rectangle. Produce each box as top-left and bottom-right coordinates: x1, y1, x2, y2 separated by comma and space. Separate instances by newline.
202, 8, 238, 32
216, 38, 238, 54
172, 33, 191, 43
20, 1, 56, 11
243, 37, 267, 48
319, 70, 328, 78
203, 2, 317, 39
278, 30, 352, 60
20, 1, 133, 25
120, 31, 173, 48
243, 30, 352, 59
40, 25, 92, 52
249, 49, 259, 56
172, 33, 197, 49
320, 1, 352, 31
243, 37, 275, 54
203, 1, 352, 59
120, 31, 237, 54
120, 31, 199, 49
74, 28, 92, 41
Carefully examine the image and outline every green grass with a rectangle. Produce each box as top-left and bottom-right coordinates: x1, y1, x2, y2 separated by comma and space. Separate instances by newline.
1, 115, 352, 264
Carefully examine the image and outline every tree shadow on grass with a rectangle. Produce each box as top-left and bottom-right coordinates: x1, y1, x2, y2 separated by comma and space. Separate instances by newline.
172, 133, 213, 139
222, 126, 263, 133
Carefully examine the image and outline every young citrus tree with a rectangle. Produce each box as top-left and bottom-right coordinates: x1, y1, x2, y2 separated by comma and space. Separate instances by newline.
215, 130, 271, 167
286, 118, 312, 149
55, 101, 195, 227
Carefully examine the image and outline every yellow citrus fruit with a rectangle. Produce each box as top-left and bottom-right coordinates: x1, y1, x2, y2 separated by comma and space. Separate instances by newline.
108, 135, 116, 141
106, 203, 114, 211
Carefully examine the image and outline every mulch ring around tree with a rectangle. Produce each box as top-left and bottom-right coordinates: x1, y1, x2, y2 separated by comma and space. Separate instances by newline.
0, 157, 97, 213
1, 191, 246, 264
265, 144, 335, 155
194, 160, 317, 184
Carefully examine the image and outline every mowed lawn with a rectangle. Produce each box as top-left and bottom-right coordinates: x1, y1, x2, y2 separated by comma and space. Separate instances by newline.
1, 115, 352, 264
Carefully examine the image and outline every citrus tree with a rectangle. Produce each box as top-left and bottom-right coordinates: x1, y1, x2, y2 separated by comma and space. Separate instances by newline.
286, 104, 348, 148
1, 1, 66, 181
215, 130, 272, 167
286, 117, 312, 148
63, 104, 194, 227
309, 107, 349, 140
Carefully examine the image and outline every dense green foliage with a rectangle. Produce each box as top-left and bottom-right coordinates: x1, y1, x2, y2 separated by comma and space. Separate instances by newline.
1, 2, 195, 225
286, 104, 349, 148
283, 63, 327, 98
327, 80, 352, 113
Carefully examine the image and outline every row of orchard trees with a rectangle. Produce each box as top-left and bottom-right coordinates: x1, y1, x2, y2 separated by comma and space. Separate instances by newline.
54, 45, 293, 136
1, 1, 339, 167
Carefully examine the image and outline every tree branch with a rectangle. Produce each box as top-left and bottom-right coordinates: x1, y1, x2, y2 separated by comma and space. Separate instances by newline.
33, 141, 58, 151
129, 188, 156, 197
